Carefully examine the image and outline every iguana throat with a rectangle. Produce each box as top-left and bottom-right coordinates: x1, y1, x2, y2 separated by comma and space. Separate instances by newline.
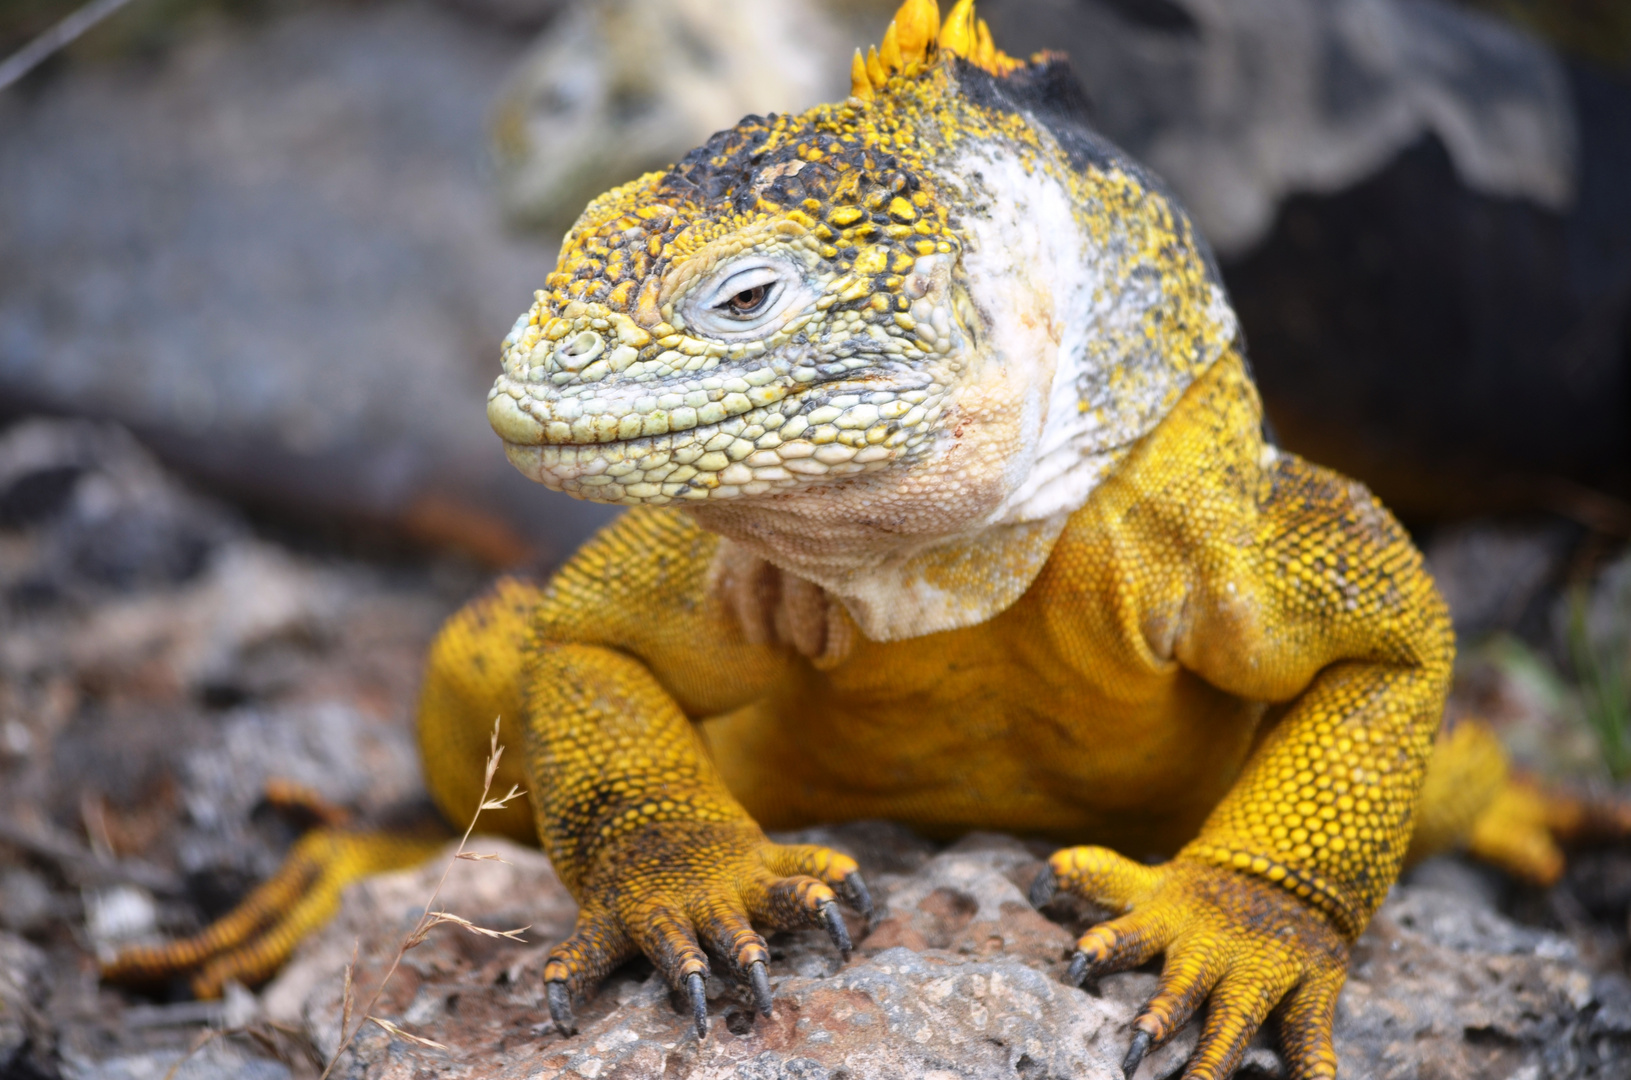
488, 0, 1237, 638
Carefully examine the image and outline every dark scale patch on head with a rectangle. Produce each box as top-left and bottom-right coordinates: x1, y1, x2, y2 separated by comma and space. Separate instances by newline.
661, 114, 917, 220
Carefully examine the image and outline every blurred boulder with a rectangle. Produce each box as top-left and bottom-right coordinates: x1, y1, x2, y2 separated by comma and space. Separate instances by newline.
985, 0, 1576, 256
490, 0, 894, 236
0, 0, 615, 567
0, 419, 239, 611
0, 932, 48, 1078
980, 0, 1631, 521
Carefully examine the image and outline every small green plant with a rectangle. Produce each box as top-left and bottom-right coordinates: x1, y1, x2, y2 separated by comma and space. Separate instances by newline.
1569, 584, 1631, 781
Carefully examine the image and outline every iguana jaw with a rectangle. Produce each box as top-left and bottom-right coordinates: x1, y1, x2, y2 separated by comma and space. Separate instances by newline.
488, 228, 972, 507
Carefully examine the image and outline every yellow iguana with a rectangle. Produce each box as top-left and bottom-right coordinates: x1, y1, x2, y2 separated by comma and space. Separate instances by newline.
107, 2, 1623, 1074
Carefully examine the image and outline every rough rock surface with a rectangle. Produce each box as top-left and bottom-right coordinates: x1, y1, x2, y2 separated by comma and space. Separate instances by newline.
264, 827, 1631, 1079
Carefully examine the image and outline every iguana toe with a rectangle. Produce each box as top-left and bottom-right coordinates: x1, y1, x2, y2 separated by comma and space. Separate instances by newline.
1467, 776, 1631, 887
686, 972, 708, 1039
1121, 1029, 1152, 1078
1040, 844, 1348, 1080
546, 978, 577, 1036
749, 959, 774, 1016
542, 821, 864, 1039
100, 826, 443, 998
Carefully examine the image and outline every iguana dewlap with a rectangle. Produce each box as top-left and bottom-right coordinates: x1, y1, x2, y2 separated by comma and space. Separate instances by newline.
104, 2, 1609, 1075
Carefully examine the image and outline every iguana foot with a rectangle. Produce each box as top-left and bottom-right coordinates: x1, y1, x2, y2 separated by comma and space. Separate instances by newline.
101, 826, 445, 997
543, 820, 870, 1040
1467, 776, 1631, 887
1032, 846, 1346, 1080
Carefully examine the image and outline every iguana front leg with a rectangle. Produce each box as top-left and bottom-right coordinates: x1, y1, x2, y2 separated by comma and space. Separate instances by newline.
519, 508, 871, 1037
1038, 659, 1439, 1079
1031, 379, 1454, 1079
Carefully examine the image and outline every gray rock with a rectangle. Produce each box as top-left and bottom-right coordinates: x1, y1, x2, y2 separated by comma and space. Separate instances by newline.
1423, 519, 1576, 642
59, 1039, 293, 1080
0, 932, 47, 1075
263, 826, 1626, 1079
985, 0, 1576, 255
490, 0, 892, 236
0, 1, 614, 562
0, 867, 53, 934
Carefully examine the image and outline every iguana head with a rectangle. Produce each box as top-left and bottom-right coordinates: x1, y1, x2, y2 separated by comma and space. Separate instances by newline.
489, 0, 1237, 637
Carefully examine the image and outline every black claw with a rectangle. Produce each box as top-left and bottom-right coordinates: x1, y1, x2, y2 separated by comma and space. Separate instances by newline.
749, 960, 774, 1017
1028, 865, 1059, 909
546, 980, 576, 1036
1066, 950, 1090, 987
687, 972, 708, 1040
841, 872, 875, 924
819, 900, 852, 958
1122, 1029, 1153, 1079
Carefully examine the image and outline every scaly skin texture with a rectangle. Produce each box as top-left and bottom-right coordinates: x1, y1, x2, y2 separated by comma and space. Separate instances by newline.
102, 1, 1622, 1074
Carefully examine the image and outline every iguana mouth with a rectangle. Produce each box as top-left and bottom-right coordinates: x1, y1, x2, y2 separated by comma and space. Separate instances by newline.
489, 329, 940, 503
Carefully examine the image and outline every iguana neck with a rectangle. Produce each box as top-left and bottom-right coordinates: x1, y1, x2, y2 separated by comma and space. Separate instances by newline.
690, 131, 1237, 642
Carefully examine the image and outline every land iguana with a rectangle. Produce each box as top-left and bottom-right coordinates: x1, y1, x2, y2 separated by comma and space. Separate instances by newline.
106, 2, 1626, 1074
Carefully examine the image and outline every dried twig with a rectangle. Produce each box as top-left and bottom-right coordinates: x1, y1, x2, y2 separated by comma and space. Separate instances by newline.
317, 718, 521, 1077
0, 0, 142, 92
339, 940, 358, 1044
367, 1017, 448, 1052
421, 911, 530, 942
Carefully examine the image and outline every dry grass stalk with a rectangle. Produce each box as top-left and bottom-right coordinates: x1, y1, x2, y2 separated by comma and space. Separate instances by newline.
366, 1016, 449, 1052
316, 718, 526, 1078
340, 940, 358, 1043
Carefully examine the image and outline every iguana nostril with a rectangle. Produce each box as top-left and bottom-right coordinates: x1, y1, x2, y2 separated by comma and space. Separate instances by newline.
556, 330, 605, 370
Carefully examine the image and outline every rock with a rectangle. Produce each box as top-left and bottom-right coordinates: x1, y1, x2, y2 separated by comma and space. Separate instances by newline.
83, 885, 161, 961
265, 826, 1626, 1079
0, 932, 48, 1076
981, 0, 1631, 521
984, 0, 1576, 255
57, 1038, 294, 1080
0, 867, 54, 934
490, 0, 892, 236
0, 419, 240, 607
174, 699, 424, 887
1423, 519, 1576, 643
0, 1, 615, 565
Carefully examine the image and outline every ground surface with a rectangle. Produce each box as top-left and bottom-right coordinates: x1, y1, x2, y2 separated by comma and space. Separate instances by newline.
2, 420, 1630, 1080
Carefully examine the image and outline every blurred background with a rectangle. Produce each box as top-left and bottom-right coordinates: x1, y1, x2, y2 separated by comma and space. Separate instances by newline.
0, 0, 1629, 1075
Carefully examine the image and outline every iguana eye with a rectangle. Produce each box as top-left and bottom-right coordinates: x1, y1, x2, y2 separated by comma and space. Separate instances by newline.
722, 284, 773, 317
682, 258, 813, 339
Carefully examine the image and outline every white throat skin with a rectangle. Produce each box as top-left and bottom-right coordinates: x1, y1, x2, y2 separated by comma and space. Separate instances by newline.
692, 135, 1238, 643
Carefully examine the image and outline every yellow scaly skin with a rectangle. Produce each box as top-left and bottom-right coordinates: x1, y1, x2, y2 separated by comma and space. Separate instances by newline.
103, 1, 1618, 1074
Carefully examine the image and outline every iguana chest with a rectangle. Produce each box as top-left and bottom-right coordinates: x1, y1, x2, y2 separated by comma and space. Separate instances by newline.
702, 518, 1269, 852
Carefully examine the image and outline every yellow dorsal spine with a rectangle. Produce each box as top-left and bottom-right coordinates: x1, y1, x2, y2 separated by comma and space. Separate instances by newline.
938, 0, 977, 56
852, 0, 1027, 100
895, 0, 941, 62
850, 48, 874, 100
878, 18, 904, 73
866, 45, 887, 88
